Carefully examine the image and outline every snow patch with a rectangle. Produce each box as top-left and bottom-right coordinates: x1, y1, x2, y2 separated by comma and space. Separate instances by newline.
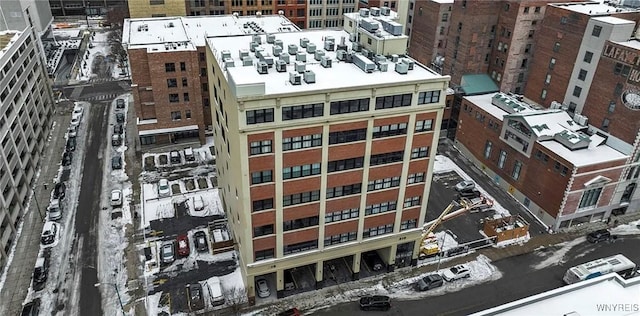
532, 238, 584, 270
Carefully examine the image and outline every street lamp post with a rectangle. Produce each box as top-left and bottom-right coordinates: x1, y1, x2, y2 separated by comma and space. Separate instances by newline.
95, 282, 126, 316
85, 1, 91, 29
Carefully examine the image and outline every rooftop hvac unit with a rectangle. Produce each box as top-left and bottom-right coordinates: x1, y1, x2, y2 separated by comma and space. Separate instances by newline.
359, 8, 370, 17
242, 56, 253, 66
378, 62, 388, 72
337, 50, 348, 61
401, 58, 414, 70
252, 34, 262, 44
380, 6, 391, 16
250, 41, 259, 52
266, 34, 275, 44
280, 53, 290, 64
289, 72, 302, 85
288, 44, 298, 55
395, 62, 408, 74
391, 54, 399, 62
224, 58, 235, 68
300, 37, 310, 48
370, 7, 381, 16
362, 48, 371, 59
274, 39, 283, 48
257, 61, 268, 74
321, 56, 332, 68
239, 49, 250, 59
375, 55, 387, 64
304, 70, 316, 83
221, 50, 231, 59
381, 20, 403, 36
324, 40, 335, 51
314, 49, 325, 61
353, 54, 376, 73
352, 43, 362, 52
295, 61, 306, 73
263, 55, 274, 67
296, 51, 307, 62
272, 45, 282, 56
550, 101, 563, 109
361, 19, 380, 33
306, 43, 316, 54
255, 46, 265, 59
325, 36, 335, 44
276, 59, 287, 72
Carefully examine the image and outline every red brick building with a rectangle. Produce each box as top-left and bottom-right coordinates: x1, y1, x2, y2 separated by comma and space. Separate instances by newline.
407, 0, 453, 73
455, 92, 628, 230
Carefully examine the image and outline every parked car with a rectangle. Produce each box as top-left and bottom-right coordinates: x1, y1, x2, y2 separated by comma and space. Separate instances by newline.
363, 252, 384, 271
415, 274, 444, 291
73, 104, 83, 117
110, 190, 122, 207
40, 222, 57, 245
170, 150, 181, 164
184, 147, 195, 161
255, 278, 270, 298
177, 234, 190, 257
359, 295, 391, 311
158, 179, 171, 197
116, 98, 125, 109
67, 126, 77, 138
161, 242, 175, 264
193, 231, 208, 252
113, 124, 123, 134
66, 137, 76, 152
47, 199, 62, 221
111, 156, 122, 170
446, 245, 470, 257
21, 298, 40, 316
187, 283, 205, 311
459, 189, 481, 199
111, 134, 122, 146
53, 182, 66, 200
62, 151, 73, 166
209, 276, 225, 306
442, 264, 471, 282
70, 116, 81, 127
455, 180, 475, 192
116, 113, 125, 123
278, 308, 301, 316
587, 229, 613, 243
32, 255, 49, 291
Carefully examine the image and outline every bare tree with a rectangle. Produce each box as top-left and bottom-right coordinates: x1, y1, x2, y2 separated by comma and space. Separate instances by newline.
105, 6, 129, 29
223, 286, 247, 315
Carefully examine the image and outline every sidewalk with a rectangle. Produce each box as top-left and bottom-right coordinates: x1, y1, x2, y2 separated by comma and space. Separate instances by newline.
0, 103, 72, 316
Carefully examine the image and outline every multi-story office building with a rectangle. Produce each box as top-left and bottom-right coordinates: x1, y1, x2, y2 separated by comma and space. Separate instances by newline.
0, 29, 55, 268
525, 1, 640, 109
407, 0, 452, 73
49, 0, 126, 16
455, 92, 629, 230
206, 13, 449, 299
357, 0, 408, 28
122, 14, 299, 147
307, 0, 357, 29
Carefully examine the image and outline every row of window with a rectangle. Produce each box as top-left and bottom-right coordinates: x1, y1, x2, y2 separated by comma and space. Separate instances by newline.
327, 157, 364, 172
283, 133, 323, 151
367, 176, 400, 192
324, 231, 357, 246
363, 224, 394, 238
365, 200, 397, 215
326, 183, 362, 199
283, 216, 319, 231
283, 190, 321, 206
325, 207, 359, 223
283, 163, 321, 180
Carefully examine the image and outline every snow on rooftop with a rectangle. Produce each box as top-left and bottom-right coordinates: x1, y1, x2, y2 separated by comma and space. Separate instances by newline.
516, 110, 580, 138
463, 93, 510, 120
344, 10, 407, 39
123, 15, 299, 52
209, 30, 445, 97
593, 15, 636, 25
616, 38, 640, 50
539, 138, 627, 167
0, 31, 21, 59
552, 1, 637, 15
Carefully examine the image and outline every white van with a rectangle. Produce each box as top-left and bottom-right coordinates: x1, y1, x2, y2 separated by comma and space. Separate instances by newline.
208, 277, 225, 306
184, 147, 195, 161
48, 199, 62, 221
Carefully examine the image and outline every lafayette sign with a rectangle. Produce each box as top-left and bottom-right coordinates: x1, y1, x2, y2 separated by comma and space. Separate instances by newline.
603, 44, 640, 66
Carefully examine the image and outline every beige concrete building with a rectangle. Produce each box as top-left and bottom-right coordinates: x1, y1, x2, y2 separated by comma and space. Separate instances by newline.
206, 18, 449, 300
128, 0, 187, 18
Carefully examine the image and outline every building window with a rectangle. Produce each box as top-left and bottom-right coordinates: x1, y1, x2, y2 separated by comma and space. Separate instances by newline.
584, 51, 593, 63
283, 240, 318, 255
251, 170, 273, 185
330, 98, 370, 115
252, 198, 274, 211
418, 91, 440, 104
180, 62, 186, 71
283, 163, 321, 180
525, 44, 531, 54
255, 249, 274, 261
410, 146, 429, 159
416, 119, 433, 132
282, 103, 324, 120
373, 123, 407, 138
182, 78, 188, 87
403, 196, 421, 208
183, 93, 190, 102
521, 59, 528, 69
592, 25, 602, 37
535, 150, 549, 163
549, 58, 556, 69
400, 219, 417, 231
169, 93, 179, 103
246, 108, 274, 124
327, 157, 364, 172
579, 187, 602, 209
375, 94, 412, 110
327, 183, 362, 199
253, 224, 274, 237
325, 208, 359, 223
484, 141, 492, 159
283, 190, 321, 206
573, 86, 582, 97
602, 118, 610, 131
167, 78, 177, 87
325, 232, 357, 246
528, 30, 535, 38
498, 150, 507, 169
578, 69, 587, 81
512, 160, 523, 180
534, 6, 541, 13
370, 151, 404, 166
363, 224, 394, 238
171, 111, 181, 120
283, 216, 319, 231
249, 140, 272, 155
615, 83, 623, 96
541, 89, 547, 100
367, 177, 401, 191
283, 133, 322, 151
407, 173, 425, 184
608, 101, 616, 113
165, 63, 175, 72
442, 13, 448, 22
185, 110, 191, 119
365, 201, 397, 215
328, 128, 367, 144
553, 42, 560, 52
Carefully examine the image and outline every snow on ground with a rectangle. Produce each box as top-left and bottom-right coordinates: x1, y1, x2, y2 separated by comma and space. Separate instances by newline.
434, 231, 459, 252
77, 30, 111, 81
532, 238, 584, 270
146, 292, 170, 316
610, 219, 640, 235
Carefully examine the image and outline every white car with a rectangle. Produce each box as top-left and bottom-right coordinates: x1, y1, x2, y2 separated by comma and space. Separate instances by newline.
68, 126, 77, 138
158, 179, 171, 197
70, 116, 81, 127
73, 105, 84, 118
455, 180, 475, 192
255, 278, 270, 298
442, 264, 471, 282
110, 190, 122, 207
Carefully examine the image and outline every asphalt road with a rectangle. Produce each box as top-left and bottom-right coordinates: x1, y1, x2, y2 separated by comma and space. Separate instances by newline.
311, 236, 640, 315
75, 95, 110, 315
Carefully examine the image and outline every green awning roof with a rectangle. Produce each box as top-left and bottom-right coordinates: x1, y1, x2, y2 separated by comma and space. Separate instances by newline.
460, 74, 500, 96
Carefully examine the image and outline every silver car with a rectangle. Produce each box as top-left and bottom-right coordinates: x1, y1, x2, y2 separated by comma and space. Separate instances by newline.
255, 278, 270, 298
161, 242, 175, 264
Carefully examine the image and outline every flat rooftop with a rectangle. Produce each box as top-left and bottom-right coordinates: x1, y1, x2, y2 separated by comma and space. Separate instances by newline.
0, 31, 20, 58
122, 14, 299, 52
615, 38, 640, 50
208, 29, 447, 98
551, 1, 638, 15
344, 9, 407, 39
472, 274, 640, 316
